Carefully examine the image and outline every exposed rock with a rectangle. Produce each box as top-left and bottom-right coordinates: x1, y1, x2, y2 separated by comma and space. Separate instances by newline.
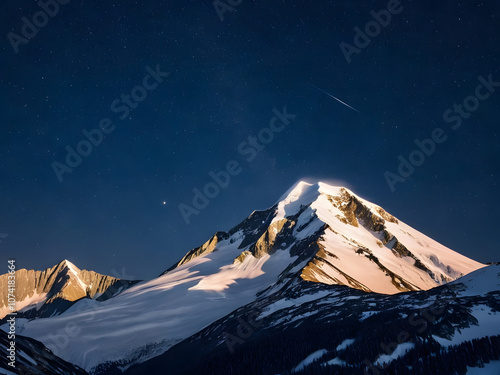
327, 189, 388, 231
163, 231, 229, 274
251, 219, 296, 258
232, 206, 278, 250
301, 245, 371, 292
234, 250, 252, 264
391, 239, 412, 258
374, 206, 398, 223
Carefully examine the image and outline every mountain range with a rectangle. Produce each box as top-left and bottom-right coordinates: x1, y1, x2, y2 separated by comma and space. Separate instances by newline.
1, 181, 498, 375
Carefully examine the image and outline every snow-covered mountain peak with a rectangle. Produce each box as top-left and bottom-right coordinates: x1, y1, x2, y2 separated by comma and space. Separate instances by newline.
273, 181, 321, 223
273, 181, 379, 224
276, 180, 316, 201
231, 183, 486, 292
275, 180, 353, 206
165, 180, 484, 296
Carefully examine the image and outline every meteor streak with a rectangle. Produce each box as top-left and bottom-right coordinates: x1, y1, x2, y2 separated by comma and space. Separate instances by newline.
312, 84, 360, 113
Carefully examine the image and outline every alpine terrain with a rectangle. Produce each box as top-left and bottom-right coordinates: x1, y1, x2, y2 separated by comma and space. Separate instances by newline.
1, 181, 498, 375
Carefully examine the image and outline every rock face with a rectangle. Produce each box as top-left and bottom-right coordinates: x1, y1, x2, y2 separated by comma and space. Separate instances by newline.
0, 260, 138, 320
163, 232, 229, 274
251, 218, 294, 258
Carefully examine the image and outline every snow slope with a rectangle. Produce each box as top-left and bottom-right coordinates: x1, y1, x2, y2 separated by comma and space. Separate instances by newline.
292, 349, 328, 372
283, 182, 485, 294
18, 235, 300, 372
467, 360, 500, 374
450, 263, 500, 297
432, 264, 500, 348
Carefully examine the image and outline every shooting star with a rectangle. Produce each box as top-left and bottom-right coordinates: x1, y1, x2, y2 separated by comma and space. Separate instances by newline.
312, 84, 360, 113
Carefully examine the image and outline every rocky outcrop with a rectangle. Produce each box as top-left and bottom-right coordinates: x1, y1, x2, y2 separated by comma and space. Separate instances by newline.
327, 188, 390, 231
163, 202, 308, 276
251, 219, 296, 258
233, 250, 252, 264
163, 231, 229, 274
232, 206, 278, 250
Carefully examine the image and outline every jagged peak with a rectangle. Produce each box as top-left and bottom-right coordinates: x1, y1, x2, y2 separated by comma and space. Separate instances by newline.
273, 181, 320, 223
55, 259, 81, 274
277, 180, 316, 202
273, 181, 359, 224
273, 181, 396, 228
277, 180, 359, 205
57, 259, 74, 267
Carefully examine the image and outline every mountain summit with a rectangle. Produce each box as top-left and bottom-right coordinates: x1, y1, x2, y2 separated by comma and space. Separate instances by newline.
166, 180, 484, 294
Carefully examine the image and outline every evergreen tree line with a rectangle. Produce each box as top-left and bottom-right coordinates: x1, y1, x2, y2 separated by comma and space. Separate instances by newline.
190, 314, 500, 375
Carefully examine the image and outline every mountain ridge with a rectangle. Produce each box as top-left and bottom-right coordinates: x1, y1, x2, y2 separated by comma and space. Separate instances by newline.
0, 259, 138, 320
164, 181, 485, 294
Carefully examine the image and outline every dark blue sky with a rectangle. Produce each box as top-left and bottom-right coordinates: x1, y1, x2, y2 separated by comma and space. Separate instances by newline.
0, 0, 498, 279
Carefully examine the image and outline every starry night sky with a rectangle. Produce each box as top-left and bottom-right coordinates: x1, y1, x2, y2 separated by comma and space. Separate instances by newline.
0, 1, 499, 279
